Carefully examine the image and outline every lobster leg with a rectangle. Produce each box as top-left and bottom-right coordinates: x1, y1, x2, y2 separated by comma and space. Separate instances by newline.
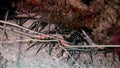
26, 41, 41, 51
36, 42, 49, 55
67, 50, 74, 62
49, 42, 56, 55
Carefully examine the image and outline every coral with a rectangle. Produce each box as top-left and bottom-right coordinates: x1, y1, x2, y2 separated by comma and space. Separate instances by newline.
109, 32, 120, 45
108, 32, 120, 59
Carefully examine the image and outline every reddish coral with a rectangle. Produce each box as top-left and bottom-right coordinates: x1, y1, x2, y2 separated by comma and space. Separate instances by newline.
109, 32, 120, 45
28, 0, 40, 6
109, 32, 120, 57
114, 48, 120, 57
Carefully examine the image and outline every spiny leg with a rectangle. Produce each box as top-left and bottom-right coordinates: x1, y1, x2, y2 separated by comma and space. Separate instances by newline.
49, 42, 56, 55
36, 42, 49, 55
74, 50, 81, 61
26, 41, 41, 51
28, 21, 37, 30
72, 50, 81, 65
88, 51, 93, 65
67, 50, 74, 62
20, 18, 28, 26
0, 28, 8, 40
38, 21, 48, 32
59, 49, 65, 58
4, 31, 8, 40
